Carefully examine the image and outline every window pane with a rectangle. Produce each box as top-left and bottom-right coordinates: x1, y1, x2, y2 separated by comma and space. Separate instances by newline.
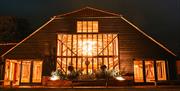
156, 60, 166, 80
98, 58, 103, 67
4, 60, 21, 86
88, 21, 93, 32
72, 35, 77, 55
78, 35, 82, 56
62, 58, 66, 74
98, 34, 103, 55
56, 58, 61, 69
57, 35, 62, 56
103, 34, 108, 55
93, 34, 97, 56
93, 21, 98, 32
88, 58, 92, 74
62, 35, 67, 56
67, 35, 72, 56
21, 61, 31, 83
93, 58, 97, 71
4, 60, 10, 85
134, 61, 144, 82
114, 57, 119, 72
32, 61, 43, 83
77, 21, 82, 32
145, 61, 155, 82
77, 21, 98, 33
113, 35, 118, 56
109, 58, 114, 70
82, 21, 87, 32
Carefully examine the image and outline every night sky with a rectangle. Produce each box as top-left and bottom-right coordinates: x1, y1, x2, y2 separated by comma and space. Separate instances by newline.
0, 0, 180, 54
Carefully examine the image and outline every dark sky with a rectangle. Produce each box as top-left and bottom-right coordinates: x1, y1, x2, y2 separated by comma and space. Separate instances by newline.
0, 0, 180, 54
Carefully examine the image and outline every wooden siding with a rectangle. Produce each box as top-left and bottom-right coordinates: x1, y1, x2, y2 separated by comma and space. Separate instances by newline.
2, 7, 177, 78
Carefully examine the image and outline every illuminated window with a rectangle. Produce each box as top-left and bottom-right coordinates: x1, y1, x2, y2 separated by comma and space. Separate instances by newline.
134, 60, 167, 83
134, 60, 144, 82
32, 61, 43, 83
57, 34, 119, 75
145, 61, 155, 82
4, 59, 21, 85
4, 59, 43, 85
156, 60, 166, 80
77, 21, 98, 33
21, 61, 31, 83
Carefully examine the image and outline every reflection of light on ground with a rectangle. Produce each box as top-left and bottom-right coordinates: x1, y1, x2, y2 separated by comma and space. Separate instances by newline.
115, 76, 125, 81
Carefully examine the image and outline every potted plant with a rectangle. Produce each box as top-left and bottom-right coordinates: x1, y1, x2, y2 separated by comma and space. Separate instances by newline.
67, 65, 80, 80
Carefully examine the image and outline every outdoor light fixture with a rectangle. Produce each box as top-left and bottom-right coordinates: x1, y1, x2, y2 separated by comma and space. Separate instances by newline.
50, 75, 60, 81
50, 71, 60, 81
115, 76, 125, 81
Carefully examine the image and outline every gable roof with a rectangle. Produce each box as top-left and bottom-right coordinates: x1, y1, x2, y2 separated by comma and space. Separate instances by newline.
56, 6, 121, 18
1, 7, 176, 57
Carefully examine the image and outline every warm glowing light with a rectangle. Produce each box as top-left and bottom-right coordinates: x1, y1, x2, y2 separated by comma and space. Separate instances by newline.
80, 40, 96, 56
50, 75, 60, 81
134, 65, 138, 68
32, 61, 43, 82
21, 61, 31, 83
115, 76, 125, 81
50, 71, 60, 81
77, 21, 98, 33
57, 34, 119, 75
134, 61, 144, 82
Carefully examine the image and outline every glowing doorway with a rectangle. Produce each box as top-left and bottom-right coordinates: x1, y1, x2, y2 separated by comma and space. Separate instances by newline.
57, 34, 119, 75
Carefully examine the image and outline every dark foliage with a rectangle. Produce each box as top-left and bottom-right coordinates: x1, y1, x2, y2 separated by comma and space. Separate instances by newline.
0, 16, 32, 43
96, 65, 108, 79
67, 66, 80, 80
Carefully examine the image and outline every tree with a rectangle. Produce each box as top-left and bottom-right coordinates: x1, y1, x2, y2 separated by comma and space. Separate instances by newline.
0, 16, 16, 42
0, 16, 32, 43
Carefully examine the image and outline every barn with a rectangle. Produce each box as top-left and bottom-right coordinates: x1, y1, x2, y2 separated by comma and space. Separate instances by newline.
0, 7, 177, 86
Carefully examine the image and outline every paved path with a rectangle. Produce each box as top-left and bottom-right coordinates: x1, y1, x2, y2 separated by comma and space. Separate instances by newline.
1, 85, 180, 91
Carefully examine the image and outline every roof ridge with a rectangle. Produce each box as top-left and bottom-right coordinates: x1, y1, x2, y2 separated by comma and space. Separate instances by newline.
56, 7, 88, 17
84, 6, 121, 16
56, 6, 121, 18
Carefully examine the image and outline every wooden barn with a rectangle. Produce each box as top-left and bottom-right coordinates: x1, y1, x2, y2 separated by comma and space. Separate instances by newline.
0, 7, 177, 86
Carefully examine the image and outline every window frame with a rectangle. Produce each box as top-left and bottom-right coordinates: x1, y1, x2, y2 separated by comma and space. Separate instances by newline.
77, 21, 99, 33
133, 59, 167, 83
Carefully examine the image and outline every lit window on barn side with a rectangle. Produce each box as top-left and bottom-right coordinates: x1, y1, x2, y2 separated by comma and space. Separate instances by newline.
77, 21, 98, 33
